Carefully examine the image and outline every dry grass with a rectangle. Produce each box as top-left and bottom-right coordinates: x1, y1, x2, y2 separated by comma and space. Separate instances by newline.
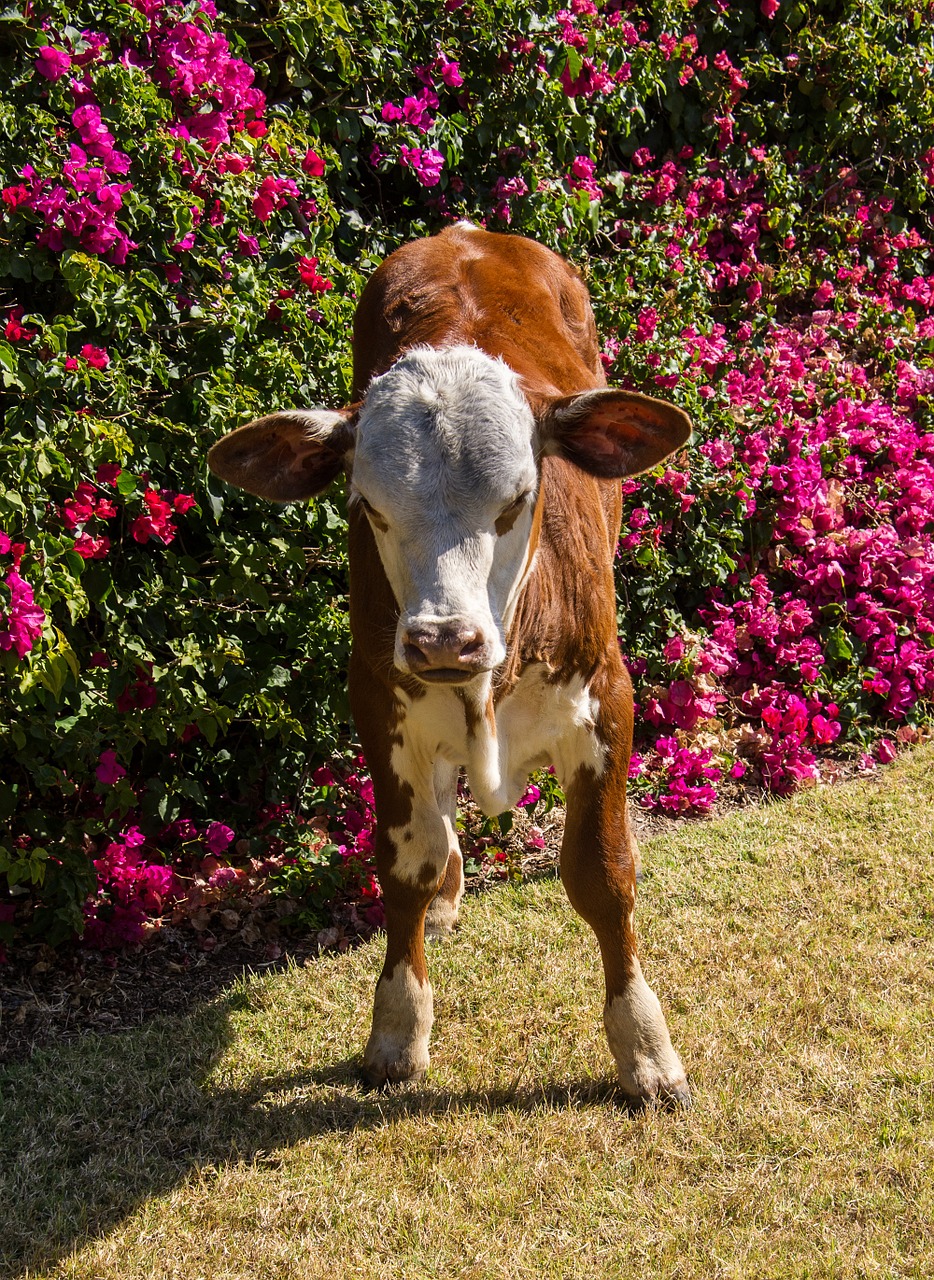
3, 746, 933, 1279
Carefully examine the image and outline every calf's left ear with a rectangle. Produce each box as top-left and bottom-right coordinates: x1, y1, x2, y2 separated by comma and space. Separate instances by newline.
539, 388, 692, 478
208, 409, 356, 502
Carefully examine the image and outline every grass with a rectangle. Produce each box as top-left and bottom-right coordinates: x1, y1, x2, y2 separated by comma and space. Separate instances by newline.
2, 745, 933, 1279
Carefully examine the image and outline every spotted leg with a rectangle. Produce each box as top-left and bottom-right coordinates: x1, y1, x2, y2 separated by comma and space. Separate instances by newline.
352, 667, 457, 1085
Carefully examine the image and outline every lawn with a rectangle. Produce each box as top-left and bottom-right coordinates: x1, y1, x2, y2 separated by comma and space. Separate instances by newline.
2, 745, 933, 1279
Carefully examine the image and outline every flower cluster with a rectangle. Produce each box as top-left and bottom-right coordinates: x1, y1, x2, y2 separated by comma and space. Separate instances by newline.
0, 534, 45, 659
83, 825, 179, 949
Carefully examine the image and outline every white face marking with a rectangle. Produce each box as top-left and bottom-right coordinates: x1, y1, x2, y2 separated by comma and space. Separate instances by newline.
350, 346, 539, 676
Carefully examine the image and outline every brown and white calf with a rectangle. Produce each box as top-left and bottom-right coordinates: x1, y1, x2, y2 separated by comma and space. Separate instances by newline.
208, 223, 692, 1106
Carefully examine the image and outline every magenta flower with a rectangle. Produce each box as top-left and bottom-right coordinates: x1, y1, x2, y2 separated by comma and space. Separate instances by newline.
96, 750, 126, 784
297, 255, 334, 293
0, 568, 45, 658
36, 46, 72, 80
517, 783, 541, 808
73, 532, 110, 560
301, 148, 326, 177
205, 822, 235, 854
399, 144, 444, 188
81, 343, 109, 368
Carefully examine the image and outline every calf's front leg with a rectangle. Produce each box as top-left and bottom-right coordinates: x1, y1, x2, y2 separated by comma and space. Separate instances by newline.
354, 693, 456, 1084
559, 672, 691, 1108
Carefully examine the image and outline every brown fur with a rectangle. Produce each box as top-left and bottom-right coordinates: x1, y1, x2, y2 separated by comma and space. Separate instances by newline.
208, 226, 691, 1099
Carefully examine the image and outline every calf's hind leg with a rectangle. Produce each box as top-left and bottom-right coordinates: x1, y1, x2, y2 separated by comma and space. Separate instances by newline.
559, 682, 690, 1107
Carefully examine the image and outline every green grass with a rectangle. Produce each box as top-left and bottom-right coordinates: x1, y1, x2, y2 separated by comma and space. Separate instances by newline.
3, 747, 934, 1279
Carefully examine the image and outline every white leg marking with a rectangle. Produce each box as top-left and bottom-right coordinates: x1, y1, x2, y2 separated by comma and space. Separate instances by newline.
424, 848, 464, 937
424, 759, 464, 936
603, 957, 691, 1106
363, 963, 434, 1085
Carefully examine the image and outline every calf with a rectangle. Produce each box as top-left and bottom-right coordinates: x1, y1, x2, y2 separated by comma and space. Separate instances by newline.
208, 224, 692, 1106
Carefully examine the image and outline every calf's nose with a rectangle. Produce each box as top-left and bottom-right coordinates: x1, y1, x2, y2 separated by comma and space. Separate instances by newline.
402, 622, 488, 674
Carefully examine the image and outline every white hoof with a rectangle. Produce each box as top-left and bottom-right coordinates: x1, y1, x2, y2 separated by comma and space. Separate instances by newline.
604, 964, 691, 1109
362, 964, 433, 1086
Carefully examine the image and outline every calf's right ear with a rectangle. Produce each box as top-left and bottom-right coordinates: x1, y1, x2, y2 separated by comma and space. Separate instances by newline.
208, 410, 356, 502
539, 388, 691, 479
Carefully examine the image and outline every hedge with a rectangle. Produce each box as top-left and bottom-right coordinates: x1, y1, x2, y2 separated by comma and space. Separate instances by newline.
1, 0, 932, 951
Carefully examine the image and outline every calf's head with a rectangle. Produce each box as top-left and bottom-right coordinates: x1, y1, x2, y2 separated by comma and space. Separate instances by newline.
208, 345, 690, 684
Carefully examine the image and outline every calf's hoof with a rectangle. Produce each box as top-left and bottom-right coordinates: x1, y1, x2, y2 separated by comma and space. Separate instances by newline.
424, 896, 459, 938
617, 1072, 693, 1112
363, 964, 433, 1087
362, 1039, 430, 1087
604, 969, 691, 1113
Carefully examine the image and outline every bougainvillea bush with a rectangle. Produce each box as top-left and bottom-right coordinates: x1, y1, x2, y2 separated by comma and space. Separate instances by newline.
1, 0, 932, 952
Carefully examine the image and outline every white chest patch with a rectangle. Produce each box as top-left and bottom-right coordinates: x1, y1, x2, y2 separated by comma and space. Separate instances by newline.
392, 665, 605, 818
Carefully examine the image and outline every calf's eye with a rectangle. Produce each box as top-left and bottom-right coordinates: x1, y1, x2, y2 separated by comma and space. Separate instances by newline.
495, 491, 531, 536
355, 493, 389, 530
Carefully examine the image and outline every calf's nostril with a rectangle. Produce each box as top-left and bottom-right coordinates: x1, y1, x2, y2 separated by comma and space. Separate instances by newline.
403, 641, 429, 670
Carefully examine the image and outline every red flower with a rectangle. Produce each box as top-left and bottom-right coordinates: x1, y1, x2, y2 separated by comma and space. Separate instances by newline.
116, 665, 158, 712
302, 148, 326, 177
297, 255, 334, 293
81, 344, 110, 369
130, 489, 177, 544
4, 307, 36, 342
95, 463, 122, 485
73, 532, 110, 560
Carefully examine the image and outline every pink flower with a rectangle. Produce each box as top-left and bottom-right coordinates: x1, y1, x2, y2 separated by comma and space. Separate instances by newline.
634, 308, 658, 342
252, 175, 298, 222
205, 822, 235, 854
297, 255, 334, 293
663, 636, 686, 664
399, 144, 444, 187
236, 231, 260, 256
95, 462, 122, 485
518, 783, 541, 808
760, 0, 780, 16
73, 532, 110, 559
36, 46, 72, 80
96, 750, 126, 784
81, 343, 109, 368
438, 57, 463, 88
0, 568, 45, 658
876, 738, 897, 764
301, 148, 326, 177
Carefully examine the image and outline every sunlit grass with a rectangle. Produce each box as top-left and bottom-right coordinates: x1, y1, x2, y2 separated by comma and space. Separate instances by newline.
3, 746, 933, 1278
